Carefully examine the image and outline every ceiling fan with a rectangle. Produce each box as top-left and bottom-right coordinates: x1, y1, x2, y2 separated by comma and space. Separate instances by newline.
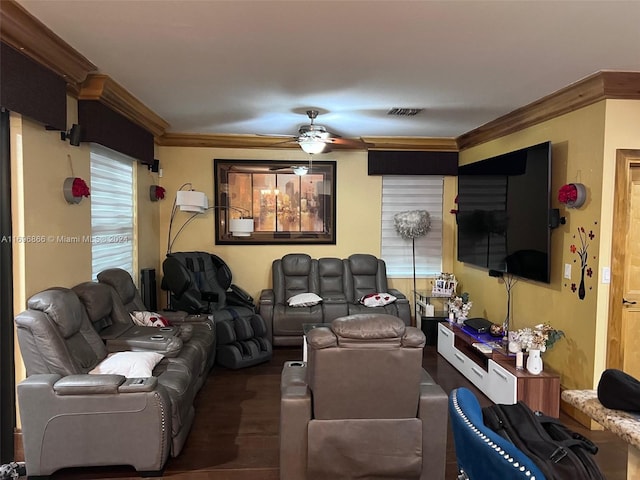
269, 164, 314, 176
263, 110, 371, 154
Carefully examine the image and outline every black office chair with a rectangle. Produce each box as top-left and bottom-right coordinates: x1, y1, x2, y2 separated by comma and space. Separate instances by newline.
449, 387, 546, 480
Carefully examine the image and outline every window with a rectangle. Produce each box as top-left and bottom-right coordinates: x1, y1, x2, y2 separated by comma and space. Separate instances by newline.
214, 159, 336, 244
381, 176, 443, 277
90, 144, 135, 280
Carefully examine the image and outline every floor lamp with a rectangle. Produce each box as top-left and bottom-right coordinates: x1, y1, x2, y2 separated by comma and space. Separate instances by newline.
394, 210, 430, 325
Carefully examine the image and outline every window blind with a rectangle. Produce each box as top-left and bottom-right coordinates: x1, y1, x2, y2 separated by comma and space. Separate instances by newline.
381, 176, 443, 277
90, 144, 135, 280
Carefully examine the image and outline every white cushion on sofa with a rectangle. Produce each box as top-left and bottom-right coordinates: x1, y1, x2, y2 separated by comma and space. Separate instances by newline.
288, 292, 323, 307
89, 351, 163, 378
359, 293, 397, 307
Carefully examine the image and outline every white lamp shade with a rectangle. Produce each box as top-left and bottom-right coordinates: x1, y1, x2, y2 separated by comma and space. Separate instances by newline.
229, 218, 254, 237
176, 190, 208, 212
298, 138, 326, 154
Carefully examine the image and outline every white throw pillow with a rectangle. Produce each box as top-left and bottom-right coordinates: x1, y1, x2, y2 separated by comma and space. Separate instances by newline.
89, 351, 164, 378
359, 292, 397, 307
288, 292, 323, 307
130, 311, 170, 327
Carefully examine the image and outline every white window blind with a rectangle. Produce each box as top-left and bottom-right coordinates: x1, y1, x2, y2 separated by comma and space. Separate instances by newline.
90, 144, 135, 280
381, 176, 443, 277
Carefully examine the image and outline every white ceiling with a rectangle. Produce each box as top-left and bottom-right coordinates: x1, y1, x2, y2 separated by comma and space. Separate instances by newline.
15, 0, 640, 140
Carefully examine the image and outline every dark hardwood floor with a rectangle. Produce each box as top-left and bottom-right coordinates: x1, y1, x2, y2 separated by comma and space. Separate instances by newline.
47, 345, 627, 479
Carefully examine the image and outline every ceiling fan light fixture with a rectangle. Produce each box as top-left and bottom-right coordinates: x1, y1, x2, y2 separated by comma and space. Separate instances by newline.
298, 137, 326, 154
292, 166, 309, 176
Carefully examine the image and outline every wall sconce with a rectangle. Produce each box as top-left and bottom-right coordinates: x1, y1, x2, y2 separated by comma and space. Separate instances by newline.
558, 183, 587, 209
60, 124, 82, 146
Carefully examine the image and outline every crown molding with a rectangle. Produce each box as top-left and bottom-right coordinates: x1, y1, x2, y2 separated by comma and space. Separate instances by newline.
363, 137, 458, 151
0, 0, 96, 91
78, 74, 170, 137
457, 71, 640, 150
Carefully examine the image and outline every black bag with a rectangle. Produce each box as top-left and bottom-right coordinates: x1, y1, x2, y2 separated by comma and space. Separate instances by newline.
482, 402, 605, 480
597, 368, 640, 411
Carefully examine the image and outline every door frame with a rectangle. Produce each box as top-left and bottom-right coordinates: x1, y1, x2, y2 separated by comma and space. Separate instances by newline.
607, 149, 640, 369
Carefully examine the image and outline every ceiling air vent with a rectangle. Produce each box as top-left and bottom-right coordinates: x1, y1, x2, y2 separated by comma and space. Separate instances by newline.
387, 108, 423, 116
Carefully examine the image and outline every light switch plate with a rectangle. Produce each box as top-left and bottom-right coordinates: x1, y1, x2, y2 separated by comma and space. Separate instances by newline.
602, 267, 611, 284
564, 263, 572, 279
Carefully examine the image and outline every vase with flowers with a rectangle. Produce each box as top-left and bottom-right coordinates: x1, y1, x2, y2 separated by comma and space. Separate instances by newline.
511, 323, 565, 374
448, 292, 472, 324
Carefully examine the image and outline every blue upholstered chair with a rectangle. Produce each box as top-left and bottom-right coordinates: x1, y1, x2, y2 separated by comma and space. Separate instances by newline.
449, 387, 546, 480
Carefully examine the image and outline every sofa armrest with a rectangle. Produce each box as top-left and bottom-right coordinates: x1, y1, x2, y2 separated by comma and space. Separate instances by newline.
418, 380, 448, 480
259, 289, 275, 342
280, 361, 311, 480
49, 374, 159, 395
106, 332, 183, 357
388, 288, 407, 300
259, 289, 274, 306
53, 374, 125, 395
18, 374, 172, 476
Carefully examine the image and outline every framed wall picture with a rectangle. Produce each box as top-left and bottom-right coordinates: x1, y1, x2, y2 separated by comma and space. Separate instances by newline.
214, 159, 336, 245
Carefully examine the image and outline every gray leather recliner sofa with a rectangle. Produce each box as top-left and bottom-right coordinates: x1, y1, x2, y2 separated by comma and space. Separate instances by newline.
280, 314, 448, 479
259, 253, 411, 346
15, 288, 175, 478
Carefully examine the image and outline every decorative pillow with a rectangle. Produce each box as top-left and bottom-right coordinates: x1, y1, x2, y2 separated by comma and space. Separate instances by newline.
288, 292, 323, 307
130, 311, 171, 327
89, 351, 164, 378
359, 292, 397, 307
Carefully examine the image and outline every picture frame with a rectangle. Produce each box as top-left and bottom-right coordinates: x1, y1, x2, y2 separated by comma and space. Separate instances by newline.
214, 159, 336, 245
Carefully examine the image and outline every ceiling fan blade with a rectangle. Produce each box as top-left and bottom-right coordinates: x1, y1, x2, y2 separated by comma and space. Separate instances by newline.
256, 133, 297, 138
324, 137, 371, 149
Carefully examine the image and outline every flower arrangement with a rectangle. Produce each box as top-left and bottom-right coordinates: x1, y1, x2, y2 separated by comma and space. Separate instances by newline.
510, 323, 565, 352
558, 183, 586, 208
71, 177, 90, 198
448, 292, 472, 319
63, 177, 90, 204
150, 185, 166, 201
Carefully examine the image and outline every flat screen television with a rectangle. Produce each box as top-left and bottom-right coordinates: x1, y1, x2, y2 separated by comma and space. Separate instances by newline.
456, 141, 552, 283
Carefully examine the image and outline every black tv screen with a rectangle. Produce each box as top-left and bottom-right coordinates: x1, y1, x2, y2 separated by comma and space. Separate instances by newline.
456, 141, 552, 283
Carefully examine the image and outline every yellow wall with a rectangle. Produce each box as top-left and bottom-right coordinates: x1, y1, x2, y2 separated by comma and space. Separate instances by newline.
159, 147, 378, 300
158, 146, 457, 302
456, 99, 640, 391
11, 101, 161, 392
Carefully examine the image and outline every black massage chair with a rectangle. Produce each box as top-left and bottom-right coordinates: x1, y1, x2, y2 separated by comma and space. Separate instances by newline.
162, 251, 272, 369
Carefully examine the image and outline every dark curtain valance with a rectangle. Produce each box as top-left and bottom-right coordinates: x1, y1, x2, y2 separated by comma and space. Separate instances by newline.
78, 100, 154, 165
368, 150, 459, 175
0, 42, 66, 130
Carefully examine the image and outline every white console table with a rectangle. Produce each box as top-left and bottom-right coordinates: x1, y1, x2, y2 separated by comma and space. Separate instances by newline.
438, 322, 560, 417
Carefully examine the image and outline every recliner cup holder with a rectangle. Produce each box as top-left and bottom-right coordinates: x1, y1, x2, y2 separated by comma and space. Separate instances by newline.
290, 362, 304, 367
159, 327, 173, 332
150, 335, 165, 341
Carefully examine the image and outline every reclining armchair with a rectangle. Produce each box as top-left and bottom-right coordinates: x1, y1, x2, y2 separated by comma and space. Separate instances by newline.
259, 253, 326, 347
343, 253, 411, 323
280, 314, 448, 480
162, 251, 272, 369
97, 267, 216, 374
15, 288, 173, 478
